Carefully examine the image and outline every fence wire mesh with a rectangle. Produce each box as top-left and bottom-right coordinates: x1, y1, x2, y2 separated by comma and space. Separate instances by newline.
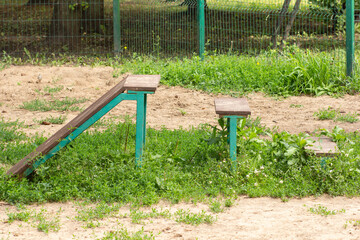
0, 0, 351, 59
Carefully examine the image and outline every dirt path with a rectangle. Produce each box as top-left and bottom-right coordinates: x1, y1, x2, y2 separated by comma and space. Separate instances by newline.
1, 66, 360, 239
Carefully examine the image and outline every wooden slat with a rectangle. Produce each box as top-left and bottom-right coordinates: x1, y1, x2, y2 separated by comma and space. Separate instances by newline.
7, 78, 128, 177
305, 137, 339, 157
215, 98, 251, 117
124, 75, 160, 92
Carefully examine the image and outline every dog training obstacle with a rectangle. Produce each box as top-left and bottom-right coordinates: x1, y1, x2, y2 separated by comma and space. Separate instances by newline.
7, 75, 160, 178
214, 98, 251, 171
305, 137, 339, 169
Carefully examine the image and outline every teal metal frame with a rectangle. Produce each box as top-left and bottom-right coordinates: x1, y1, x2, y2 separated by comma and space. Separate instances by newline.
223, 115, 245, 172
23, 91, 153, 177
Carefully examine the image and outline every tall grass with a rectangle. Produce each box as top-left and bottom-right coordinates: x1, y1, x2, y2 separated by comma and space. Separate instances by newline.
115, 47, 355, 97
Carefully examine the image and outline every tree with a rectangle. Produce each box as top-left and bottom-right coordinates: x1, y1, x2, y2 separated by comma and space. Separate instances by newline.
271, 0, 302, 49
49, 0, 104, 47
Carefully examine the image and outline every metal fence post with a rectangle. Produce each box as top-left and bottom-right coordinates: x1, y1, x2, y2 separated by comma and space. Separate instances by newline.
198, 0, 205, 60
346, 0, 355, 77
113, 0, 121, 56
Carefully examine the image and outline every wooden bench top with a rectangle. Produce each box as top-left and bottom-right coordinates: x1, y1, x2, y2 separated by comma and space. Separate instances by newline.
305, 137, 339, 157
7, 75, 160, 178
215, 98, 251, 117
124, 75, 160, 92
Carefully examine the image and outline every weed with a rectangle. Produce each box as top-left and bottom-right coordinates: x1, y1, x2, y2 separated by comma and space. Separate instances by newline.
6, 207, 61, 233
174, 209, 216, 225
307, 205, 345, 216
75, 202, 122, 227
314, 107, 359, 123
20, 97, 87, 112
344, 219, 360, 229
290, 104, 303, 108
35, 115, 67, 125
43, 86, 64, 94
129, 208, 171, 224
209, 200, 223, 213
224, 198, 234, 208
179, 109, 187, 116
99, 227, 155, 240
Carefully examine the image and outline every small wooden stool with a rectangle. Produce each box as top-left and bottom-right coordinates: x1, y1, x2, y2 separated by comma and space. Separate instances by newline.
305, 137, 339, 169
215, 98, 251, 171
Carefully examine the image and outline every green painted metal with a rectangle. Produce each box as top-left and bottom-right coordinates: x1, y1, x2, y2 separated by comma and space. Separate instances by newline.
23, 91, 152, 177
113, 0, 121, 55
198, 0, 205, 60
135, 93, 146, 168
346, 0, 355, 77
223, 115, 245, 172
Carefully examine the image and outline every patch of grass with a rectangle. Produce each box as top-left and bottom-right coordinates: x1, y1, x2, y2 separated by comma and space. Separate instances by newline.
344, 219, 360, 229
224, 198, 234, 208
0, 119, 25, 143
174, 209, 216, 225
290, 104, 303, 108
99, 227, 155, 240
307, 204, 345, 216
6, 207, 61, 233
75, 202, 123, 228
209, 200, 223, 213
35, 115, 67, 125
20, 97, 87, 112
314, 107, 359, 123
43, 86, 64, 94
129, 208, 171, 224
115, 47, 353, 97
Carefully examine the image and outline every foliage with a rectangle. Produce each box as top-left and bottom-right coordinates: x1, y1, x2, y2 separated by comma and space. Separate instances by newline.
314, 107, 359, 123
1, 116, 360, 205
116, 47, 354, 97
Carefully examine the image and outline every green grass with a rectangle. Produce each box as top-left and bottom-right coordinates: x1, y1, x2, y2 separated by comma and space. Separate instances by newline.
314, 107, 359, 123
6, 207, 61, 233
307, 204, 345, 216
20, 97, 87, 112
114, 47, 355, 97
99, 227, 155, 240
1, 117, 360, 205
35, 115, 67, 125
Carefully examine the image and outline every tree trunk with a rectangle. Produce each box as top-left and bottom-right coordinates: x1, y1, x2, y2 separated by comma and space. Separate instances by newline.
49, 0, 82, 47
271, 0, 291, 48
82, 0, 105, 34
49, 0, 105, 47
280, 0, 301, 50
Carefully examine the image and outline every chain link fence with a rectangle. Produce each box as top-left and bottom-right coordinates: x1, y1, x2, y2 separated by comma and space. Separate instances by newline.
0, 0, 352, 60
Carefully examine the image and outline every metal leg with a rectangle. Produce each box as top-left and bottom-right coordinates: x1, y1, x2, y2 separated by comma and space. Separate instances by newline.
228, 117, 237, 172
143, 94, 147, 146
135, 93, 145, 167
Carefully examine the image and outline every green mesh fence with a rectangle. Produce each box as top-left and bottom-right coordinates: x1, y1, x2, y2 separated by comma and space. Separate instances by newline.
0, 0, 351, 61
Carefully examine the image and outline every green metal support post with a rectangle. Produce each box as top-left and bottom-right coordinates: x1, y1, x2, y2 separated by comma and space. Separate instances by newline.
135, 93, 145, 168
198, 0, 205, 60
23, 91, 153, 177
224, 116, 245, 172
113, 0, 121, 56
346, 0, 355, 77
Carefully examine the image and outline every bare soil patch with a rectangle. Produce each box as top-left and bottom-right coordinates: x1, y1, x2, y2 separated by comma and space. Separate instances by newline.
1, 66, 360, 239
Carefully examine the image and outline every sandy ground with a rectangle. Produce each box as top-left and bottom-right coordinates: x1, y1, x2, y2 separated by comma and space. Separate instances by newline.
1, 66, 360, 239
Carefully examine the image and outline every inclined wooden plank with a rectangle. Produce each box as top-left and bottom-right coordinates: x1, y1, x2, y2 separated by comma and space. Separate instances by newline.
7, 78, 127, 177
124, 75, 160, 92
215, 98, 251, 117
305, 137, 339, 157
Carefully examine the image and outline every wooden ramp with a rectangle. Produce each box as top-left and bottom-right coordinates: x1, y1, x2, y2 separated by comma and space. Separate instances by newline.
7, 75, 160, 178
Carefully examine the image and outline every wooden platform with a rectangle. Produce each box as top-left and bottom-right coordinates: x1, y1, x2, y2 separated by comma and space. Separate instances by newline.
305, 137, 339, 157
214, 98, 251, 117
7, 75, 160, 178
